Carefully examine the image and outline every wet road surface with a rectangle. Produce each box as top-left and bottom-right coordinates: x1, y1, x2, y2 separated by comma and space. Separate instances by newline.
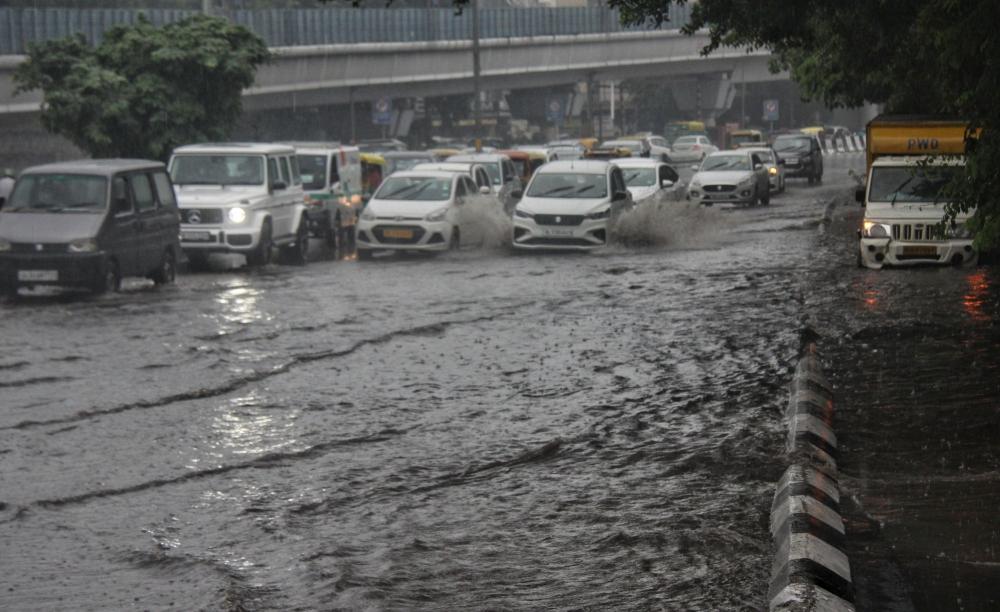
2, 155, 958, 611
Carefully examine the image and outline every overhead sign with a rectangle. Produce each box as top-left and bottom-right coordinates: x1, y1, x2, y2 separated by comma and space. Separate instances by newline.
763, 99, 779, 122
372, 96, 393, 125
545, 96, 566, 123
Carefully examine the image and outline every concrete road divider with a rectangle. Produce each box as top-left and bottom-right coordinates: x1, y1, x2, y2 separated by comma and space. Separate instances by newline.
768, 343, 855, 612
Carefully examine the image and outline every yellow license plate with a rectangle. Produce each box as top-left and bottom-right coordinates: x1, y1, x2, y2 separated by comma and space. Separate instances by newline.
902, 245, 937, 257
383, 229, 413, 239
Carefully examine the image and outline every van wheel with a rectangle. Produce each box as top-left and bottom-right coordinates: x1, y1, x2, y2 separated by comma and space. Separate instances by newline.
93, 260, 120, 295
247, 219, 272, 267
152, 249, 176, 285
281, 217, 309, 266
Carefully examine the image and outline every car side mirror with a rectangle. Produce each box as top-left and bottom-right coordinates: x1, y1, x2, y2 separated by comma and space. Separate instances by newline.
479, 185, 491, 195
661, 179, 674, 188
511, 189, 523, 200
855, 187, 865, 205
754, 163, 763, 170
271, 181, 287, 192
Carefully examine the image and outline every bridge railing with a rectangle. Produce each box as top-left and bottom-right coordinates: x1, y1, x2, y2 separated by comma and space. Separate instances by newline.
0, 6, 693, 54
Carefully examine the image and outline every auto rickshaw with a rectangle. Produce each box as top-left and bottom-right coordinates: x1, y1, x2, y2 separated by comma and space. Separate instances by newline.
578, 137, 598, 151
501, 150, 547, 184
583, 146, 633, 160
360, 152, 386, 203
728, 129, 764, 149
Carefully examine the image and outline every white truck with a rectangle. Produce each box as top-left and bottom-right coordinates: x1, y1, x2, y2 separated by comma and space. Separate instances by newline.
856, 116, 977, 269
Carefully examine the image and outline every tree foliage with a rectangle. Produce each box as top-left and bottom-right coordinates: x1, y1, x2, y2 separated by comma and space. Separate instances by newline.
14, 14, 270, 161
605, 0, 1000, 249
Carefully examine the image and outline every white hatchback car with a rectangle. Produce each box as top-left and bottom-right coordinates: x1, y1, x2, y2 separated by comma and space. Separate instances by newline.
512, 160, 634, 250
354, 170, 479, 259
613, 158, 681, 203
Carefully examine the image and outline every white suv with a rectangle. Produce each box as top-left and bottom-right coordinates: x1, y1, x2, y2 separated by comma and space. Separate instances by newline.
169, 143, 309, 267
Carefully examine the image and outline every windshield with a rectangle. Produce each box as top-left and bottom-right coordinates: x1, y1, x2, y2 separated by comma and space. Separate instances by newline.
527, 173, 607, 198
170, 155, 264, 186
511, 159, 528, 178
868, 165, 961, 203
298, 154, 328, 190
483, 163, 501, 185
701, 156, 750, 172
731, 134, 761, 146
386, 157, 427, 174
622, 167, 656, 187
773, 137, 812, 153
373, 176, 452, 201
5, 174, 107, 213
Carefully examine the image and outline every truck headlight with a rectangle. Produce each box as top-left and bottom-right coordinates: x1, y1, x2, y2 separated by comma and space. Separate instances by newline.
862, 220, 890, 238
68, 238, 98, 253
228, 207, 247, 224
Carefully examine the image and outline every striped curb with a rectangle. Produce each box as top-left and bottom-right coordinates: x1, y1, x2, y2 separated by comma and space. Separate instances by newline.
768, 343, 855, 612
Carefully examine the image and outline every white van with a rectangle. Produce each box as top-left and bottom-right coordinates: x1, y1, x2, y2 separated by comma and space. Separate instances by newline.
169, 143, 309, 267
287, 142, 361, 247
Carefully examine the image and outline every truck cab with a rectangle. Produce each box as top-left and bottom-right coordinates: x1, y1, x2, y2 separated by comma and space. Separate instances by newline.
857, 116, 977, 269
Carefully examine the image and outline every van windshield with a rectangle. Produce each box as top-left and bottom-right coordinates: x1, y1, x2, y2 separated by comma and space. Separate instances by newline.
171, 155, 264, 186
869, 165, 961, 203
298, 155, 328, 190
5, 174, 107, 213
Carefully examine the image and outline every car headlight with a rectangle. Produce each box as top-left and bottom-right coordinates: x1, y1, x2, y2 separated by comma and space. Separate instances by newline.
67, 238, 98, 253
425, 208, 448, 222
586, 208, 611, 220
862, 220, 891, 239
513, 208, 534, 219
0, 238, 11, 252
228, 207, 247, 224
768, 166, 778, 176
360, 209, 377, 221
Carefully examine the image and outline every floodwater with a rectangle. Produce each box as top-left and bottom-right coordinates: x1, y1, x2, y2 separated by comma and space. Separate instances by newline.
7, 155, 988, 611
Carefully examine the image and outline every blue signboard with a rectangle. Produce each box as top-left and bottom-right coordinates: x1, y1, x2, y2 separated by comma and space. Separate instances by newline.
372, 96, 393, 125
763, 99, 779, 122
545, 96, 566, 124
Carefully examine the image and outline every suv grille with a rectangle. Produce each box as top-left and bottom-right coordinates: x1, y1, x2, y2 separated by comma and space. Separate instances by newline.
534, 214, 584, 226
181, 208, 224, 225
892, 223, 941, 242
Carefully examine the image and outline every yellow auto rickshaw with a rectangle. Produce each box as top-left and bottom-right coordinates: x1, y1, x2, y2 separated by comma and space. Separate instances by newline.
501, 150, 548, 184
728, 129, 764, 149
360, 152, 386, 202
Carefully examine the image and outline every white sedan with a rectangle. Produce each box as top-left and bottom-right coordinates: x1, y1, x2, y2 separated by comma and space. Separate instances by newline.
687, 150, 771, 206
613, 158, 681, 203
669, 135, 718, 163
355, 170, 480, 259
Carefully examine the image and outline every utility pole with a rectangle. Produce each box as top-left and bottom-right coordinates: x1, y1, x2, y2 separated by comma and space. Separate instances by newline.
471, 0, 482, 150
201, 0, 212, 15
740, 63, 746, 128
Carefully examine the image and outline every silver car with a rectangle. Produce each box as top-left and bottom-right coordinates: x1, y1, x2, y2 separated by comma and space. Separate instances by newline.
688, 150, 771, 206
670, 135, 718, 163
739, 145, 785, 193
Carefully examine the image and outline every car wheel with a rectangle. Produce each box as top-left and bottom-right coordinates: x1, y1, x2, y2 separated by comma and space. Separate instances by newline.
93, 260, 120, 295
151, 249, 176, 285
246, 219, 272, 267
281, 216, 309, 266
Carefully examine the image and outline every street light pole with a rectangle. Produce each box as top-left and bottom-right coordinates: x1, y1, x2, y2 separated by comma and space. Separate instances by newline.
471, 0, 482, 150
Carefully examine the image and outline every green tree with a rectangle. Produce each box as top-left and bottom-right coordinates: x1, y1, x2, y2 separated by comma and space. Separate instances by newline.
14, 14, 270, 161
603, 0, 1000, 249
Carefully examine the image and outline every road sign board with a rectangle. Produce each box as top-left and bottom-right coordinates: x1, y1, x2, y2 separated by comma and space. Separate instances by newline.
372, 96, 393, 125
763, 99, 779, 122
545, 96, 565, 123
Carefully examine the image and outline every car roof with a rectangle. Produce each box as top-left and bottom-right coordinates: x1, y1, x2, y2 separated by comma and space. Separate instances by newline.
739, 146, 775, 153
382, 151, 435, 159
447, 153, 509, 162
536, 160, 610, 174
21, 158, 165, 177
387, 170, 461, 179
708, 149, 750, 156
612, 158, 661, 168
286, 142, 359, 154
173, 142, 295, 155
412, 162, 475, 171
674, 135, 704, 141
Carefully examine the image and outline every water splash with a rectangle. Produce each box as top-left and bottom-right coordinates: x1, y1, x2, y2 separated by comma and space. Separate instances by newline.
456, 194, 513, 249
611, 192, 731, 247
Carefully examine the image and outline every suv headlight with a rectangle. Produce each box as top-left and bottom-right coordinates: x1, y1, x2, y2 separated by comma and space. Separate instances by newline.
862, 220, 891, 239
513, 208, 534, 219
228, 207, 247, 224
360, 208, 377, 221
425, 208, 448, 222
586, 208, 611, 220
68, 238, 98, 253
768, 166, 778, 176
0, 238, 11, 252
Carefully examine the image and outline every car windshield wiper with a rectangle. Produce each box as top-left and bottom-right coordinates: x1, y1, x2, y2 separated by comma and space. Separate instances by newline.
381, 184, 422, 199
175, 180, 220, 186
889, 176, 915, 207
533, 185, 575, 197
573, 185, 596, 194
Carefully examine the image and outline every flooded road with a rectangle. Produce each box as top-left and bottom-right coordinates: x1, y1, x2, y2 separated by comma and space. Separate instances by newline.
0, 155, 942, 611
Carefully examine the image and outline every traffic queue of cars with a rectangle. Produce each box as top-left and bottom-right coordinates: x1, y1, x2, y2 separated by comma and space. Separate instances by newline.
0, 126, 835, 296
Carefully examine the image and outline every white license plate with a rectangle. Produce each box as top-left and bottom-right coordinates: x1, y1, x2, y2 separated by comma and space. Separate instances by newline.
543, 228, 575, 237
18, 269, 58, 282
181, 230, 212, 242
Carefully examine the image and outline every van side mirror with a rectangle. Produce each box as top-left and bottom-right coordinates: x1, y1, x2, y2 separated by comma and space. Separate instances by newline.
855, 187, 865, 205
661, 179, 674, 188
690, 164, 699, 171
753, 163, 763, 170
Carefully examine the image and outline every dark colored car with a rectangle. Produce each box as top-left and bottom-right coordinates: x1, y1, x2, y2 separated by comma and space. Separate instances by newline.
0, 159, 181, 296
773, 134, 824, 184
